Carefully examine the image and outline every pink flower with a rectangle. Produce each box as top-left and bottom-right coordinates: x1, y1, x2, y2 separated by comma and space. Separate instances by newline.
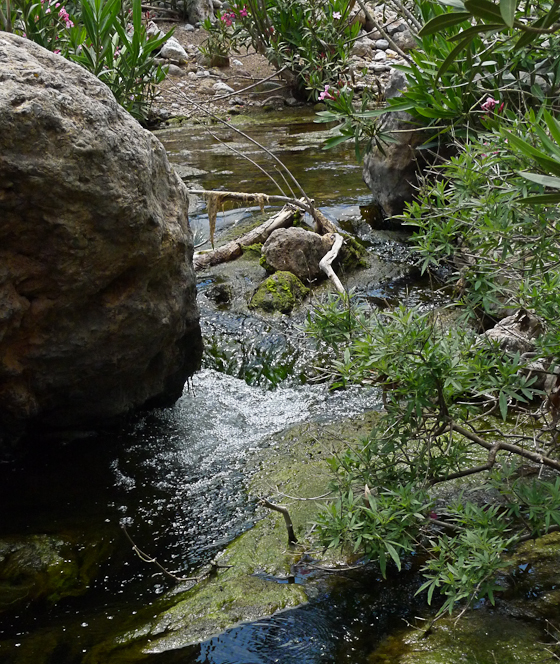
53, 48, 61, 54
333, 11, 341, 19
481, 96, 498, 113
318, 84, 334, 101
240, 7, 248, 17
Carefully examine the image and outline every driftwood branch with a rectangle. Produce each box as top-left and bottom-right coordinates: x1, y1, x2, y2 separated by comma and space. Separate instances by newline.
259, 497, 298, 545
430, 442, 501, 485
193, 200, 300, 271
319, 233, 345, 294
448, 422, 560, 472
121, 524, 199, 584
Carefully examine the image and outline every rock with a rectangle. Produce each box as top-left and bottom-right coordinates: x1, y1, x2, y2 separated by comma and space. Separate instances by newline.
213, 81, 234, 94
483, 309, 544, 354
249, 272, 309, 314
375, 39, 389, 50
160, 36, 188, 63
391, 28, 417, 52
184, 23, 195, 31
0, 34, 202, 443
261, 228, 333, 282
351, 37, 374, 59
385, 68, 407, 99
0, 532, 113, 613
374, 50, 387, 61
186, 0, 214, 24
362, 111, 428, 217
166, 63, 185, 77
146, 20, 164, 40
231, 58, 243, 67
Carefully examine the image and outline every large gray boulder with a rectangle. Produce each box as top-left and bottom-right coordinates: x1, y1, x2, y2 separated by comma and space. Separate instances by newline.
0, 34, 202, 445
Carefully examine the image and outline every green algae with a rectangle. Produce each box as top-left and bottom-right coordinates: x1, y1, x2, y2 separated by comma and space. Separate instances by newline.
249, 271, 309, 314
84, 413, 380, 662
390, 611, 549, 664
0, 531, 113, 614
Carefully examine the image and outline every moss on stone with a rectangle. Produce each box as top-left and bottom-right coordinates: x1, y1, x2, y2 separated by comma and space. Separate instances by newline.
390, 610, 548, 664
340, 234, 367, 271
242, 243, 263, 259
249, 271, 309, 314
85, 413, 380, 661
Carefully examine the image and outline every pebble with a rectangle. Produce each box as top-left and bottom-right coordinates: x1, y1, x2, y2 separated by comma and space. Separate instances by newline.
231, 59, 243, 67
374, 50, 387, 61
386, 48, 397, 57
369, 63, 390, 73
188, 72, 198, 80
195, 70, 210, 78
213, 81, 235, 93
375, 39, 389, 50
184, 23, 195, 31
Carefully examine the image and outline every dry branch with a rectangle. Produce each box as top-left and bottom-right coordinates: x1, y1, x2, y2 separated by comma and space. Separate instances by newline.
259, 497, 298, 545
319, 233, 345, 294
193, 200, 300, 271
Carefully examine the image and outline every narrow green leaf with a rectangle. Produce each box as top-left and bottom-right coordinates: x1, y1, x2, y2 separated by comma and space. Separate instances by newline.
419, 12, 471, 36
499, 0, 515, 27
544, 110, 560, 146
521, 193, 560, 204
438, 33, 476, 79
519, 171, 560, 189
464, 0, 504, 23
499, 391, 508, 420
449, 22, 502, 41
322, 134, 350, 150
385, 541, 402, 571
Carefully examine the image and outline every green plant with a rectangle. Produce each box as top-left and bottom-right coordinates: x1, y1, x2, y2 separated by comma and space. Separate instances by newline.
225, 0, 361, 100
200, 8, 243, 60
13, 0, 171, 122
307, 300, 560, 616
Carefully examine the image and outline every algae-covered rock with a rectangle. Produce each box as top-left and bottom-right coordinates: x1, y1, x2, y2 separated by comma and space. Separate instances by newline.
499, 531, 560, 621
388, 610, 548, 664
85, 414, 380, 662
249, 271, 309, 314
0, 532, 112, 613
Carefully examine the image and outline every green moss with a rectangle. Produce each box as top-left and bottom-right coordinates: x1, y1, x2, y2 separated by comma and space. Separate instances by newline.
340, 234, 367, 271
85, 413, 380, 661
392, 611, 548, 664
249, 271, 309, 314
242, 243, 263, 258
0, 531, 113, 614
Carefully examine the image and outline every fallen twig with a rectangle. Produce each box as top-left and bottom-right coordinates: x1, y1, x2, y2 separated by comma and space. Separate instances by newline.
258, 497, 298, 545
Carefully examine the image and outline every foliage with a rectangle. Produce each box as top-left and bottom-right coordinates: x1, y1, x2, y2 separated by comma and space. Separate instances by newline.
12, 0, 171, 122
403, 114, 560, 342
201, 0, 360, 100
318, 0, 560, 154
307, 298, 560, 616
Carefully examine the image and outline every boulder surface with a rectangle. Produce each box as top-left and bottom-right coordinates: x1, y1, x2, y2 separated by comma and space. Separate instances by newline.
0, 34, 202, 444
261, 227, 333, 282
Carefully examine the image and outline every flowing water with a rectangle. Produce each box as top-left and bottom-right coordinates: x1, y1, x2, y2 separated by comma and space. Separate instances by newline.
0, 111, 442, 664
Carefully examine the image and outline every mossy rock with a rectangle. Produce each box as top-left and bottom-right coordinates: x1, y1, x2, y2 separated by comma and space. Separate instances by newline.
84, 413, 380, 662
382, 610, 549, 664
340, 234, 367, 271
249, 271, 309, 314
0, 531, 113, 613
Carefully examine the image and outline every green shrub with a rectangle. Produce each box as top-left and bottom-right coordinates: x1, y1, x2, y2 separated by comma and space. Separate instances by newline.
13, 0, 172, 122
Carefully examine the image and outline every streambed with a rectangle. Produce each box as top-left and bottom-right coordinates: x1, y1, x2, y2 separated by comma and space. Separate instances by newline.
0, 111, 549, 664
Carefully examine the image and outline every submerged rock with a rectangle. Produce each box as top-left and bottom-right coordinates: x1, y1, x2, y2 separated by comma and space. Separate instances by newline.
249, 271, 309, 314
0, 532, 113, 613
0, 34, 202, 445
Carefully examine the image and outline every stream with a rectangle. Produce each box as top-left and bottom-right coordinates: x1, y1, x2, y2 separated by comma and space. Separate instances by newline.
0, 110, 441, 664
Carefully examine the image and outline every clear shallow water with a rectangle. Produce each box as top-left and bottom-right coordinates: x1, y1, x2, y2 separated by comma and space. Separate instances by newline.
0, 113, 437, 664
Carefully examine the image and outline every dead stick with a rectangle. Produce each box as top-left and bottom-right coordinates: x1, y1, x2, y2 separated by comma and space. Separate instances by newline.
259, 497, 298, 545
319, 233, 345, 294
121, 524, 199, 583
